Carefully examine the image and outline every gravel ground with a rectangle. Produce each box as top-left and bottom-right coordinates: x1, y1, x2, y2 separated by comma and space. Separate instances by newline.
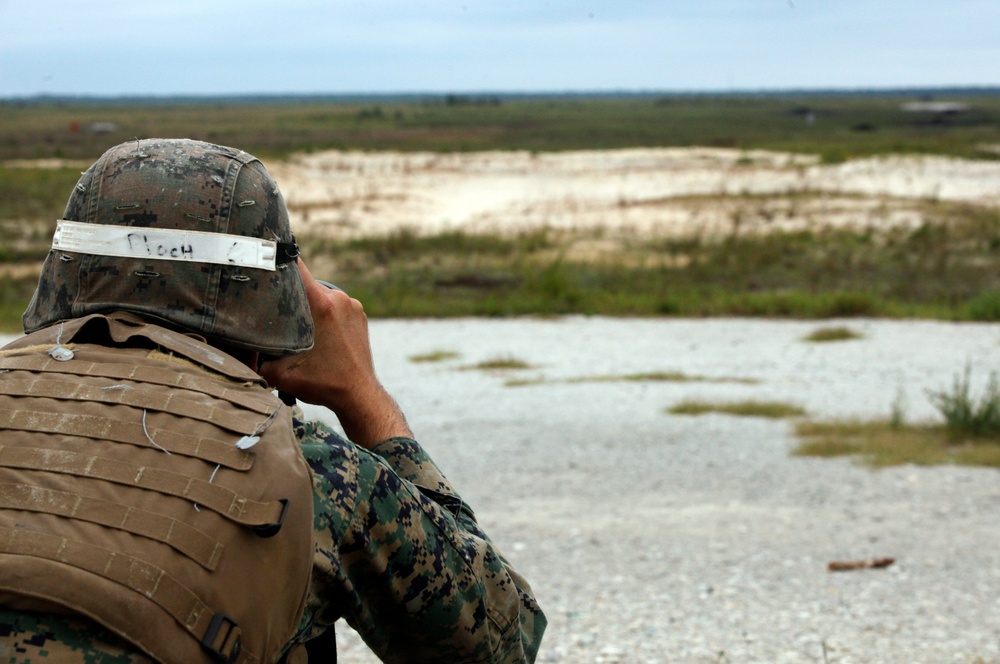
319, 317, 1000, 664
6, 317, 1000, 663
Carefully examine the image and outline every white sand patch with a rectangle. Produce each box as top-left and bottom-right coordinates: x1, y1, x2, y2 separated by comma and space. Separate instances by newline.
268, 148, 1000, 240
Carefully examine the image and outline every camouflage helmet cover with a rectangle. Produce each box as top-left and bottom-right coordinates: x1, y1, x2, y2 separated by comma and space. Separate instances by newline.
22, 138, 313, 356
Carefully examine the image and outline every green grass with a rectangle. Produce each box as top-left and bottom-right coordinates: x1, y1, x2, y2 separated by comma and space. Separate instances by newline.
794, 419, 1000, 468
293, 203, 1000, 320
4, 93, 1000, 161
0, 166, 80, 224
668, 399, 806, 419
795, 368, 1000, 469
5, 94, 1000, 327
926, 366, 1000, 439
8, 206, 1000, 327
0, 276, 39, 332
802, 326, 864, 342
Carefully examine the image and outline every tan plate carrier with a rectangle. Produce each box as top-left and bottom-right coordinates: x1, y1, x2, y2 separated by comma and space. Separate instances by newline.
0, 313, 315, 664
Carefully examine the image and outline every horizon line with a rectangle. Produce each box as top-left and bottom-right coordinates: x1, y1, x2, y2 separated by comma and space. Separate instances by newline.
4, 84, 1000, 103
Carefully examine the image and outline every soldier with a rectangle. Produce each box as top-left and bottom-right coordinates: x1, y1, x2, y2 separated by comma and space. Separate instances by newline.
0, 138, 545, 663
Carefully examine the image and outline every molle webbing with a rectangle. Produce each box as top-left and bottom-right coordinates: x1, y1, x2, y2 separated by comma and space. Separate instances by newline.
0, 353, 276, 415
0, 483, 222, 570
0, 445, 286, 529
0, 525, 255, 664
0, 320, 314, 664
0, 408, 254, 470
0, 377, 270, 435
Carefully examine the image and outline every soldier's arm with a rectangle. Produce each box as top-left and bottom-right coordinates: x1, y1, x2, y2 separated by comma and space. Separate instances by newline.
298, 422, 545, 663
263, 260, 546, 661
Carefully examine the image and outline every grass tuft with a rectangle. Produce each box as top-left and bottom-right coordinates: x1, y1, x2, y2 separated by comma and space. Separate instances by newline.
794, 419, 1000, 468
926, 366, 1000, 439
668, 399, 806, 419
802, 326, 864, 343
463, 356, 534, 371
409, 350, 460, 363
568, 371, 702, 383
503, 378, 547, 388
503, 371, 760, 387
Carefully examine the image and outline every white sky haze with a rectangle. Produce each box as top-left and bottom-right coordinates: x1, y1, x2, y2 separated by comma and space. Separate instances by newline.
1, 1, 998, 97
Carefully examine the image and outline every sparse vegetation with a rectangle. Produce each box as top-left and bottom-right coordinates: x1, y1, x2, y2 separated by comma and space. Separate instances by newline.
569, 371, 758, 383
409, 350, 461, 363
504, 371, 759, 387
794, 419, 1000, 468
668, 399, 806, 419
463, 356, 534, 371
4, 94, 1000, 327
6, 187, 1000, 328
802, 326, 864, 342
795, 368, 1000, 468
4, 93, 1000, 161
289, 204, 1000, 321
926, 366, 1000, 439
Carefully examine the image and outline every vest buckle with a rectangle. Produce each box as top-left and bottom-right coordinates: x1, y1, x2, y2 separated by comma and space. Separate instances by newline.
253, 498, 289, 538
202, 613, 242, 664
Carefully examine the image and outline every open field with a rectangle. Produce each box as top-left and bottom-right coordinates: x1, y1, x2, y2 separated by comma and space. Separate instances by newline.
4, 93, 1000, 161
3, 96, 1000, 662
2, 93, 1000, 329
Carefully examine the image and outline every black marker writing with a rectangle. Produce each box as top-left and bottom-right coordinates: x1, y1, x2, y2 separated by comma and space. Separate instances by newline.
127, 233, 194, 259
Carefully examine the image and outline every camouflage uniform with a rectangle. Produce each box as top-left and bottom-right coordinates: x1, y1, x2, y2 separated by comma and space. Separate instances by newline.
0, 414, 545, 663
291, 420, 545, 663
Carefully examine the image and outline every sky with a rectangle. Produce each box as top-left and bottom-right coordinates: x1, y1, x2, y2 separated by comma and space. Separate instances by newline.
1, 0, 998, 97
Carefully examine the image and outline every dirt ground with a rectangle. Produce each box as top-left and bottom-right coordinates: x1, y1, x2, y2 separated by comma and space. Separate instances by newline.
320, 316, 1000, 664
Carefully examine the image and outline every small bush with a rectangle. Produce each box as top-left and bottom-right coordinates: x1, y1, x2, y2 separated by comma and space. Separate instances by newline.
965, 289, 1000, 321
817, 292, 879, 317
927, 366, 1000, 439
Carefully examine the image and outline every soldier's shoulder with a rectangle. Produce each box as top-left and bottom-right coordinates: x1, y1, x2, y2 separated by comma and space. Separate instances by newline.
0, 610, 154, 663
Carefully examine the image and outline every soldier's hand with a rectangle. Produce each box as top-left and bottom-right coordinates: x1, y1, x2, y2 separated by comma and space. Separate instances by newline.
259, 260, 412, 449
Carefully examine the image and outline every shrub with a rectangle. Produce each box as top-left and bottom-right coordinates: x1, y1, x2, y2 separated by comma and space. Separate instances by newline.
926, 366, 1000, 439
965, 289, 1000, 321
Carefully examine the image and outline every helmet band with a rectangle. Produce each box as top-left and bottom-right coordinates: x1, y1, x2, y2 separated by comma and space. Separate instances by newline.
52, 220, 281, 271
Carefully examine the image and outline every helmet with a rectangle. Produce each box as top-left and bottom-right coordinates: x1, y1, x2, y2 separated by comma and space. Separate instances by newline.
22, 138, 313, 356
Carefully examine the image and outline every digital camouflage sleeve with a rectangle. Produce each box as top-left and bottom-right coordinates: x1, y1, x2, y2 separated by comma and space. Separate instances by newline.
0, 415, 545, 663
287, 414, 546, 663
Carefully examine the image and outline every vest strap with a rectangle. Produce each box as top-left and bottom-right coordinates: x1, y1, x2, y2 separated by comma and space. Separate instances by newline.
0, 378, 268, 436
0, 353, 276, 416
0, 445, 286, 529
0, 482, 223, 570
0, 525, 257, 664
0, 408, 254, 470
